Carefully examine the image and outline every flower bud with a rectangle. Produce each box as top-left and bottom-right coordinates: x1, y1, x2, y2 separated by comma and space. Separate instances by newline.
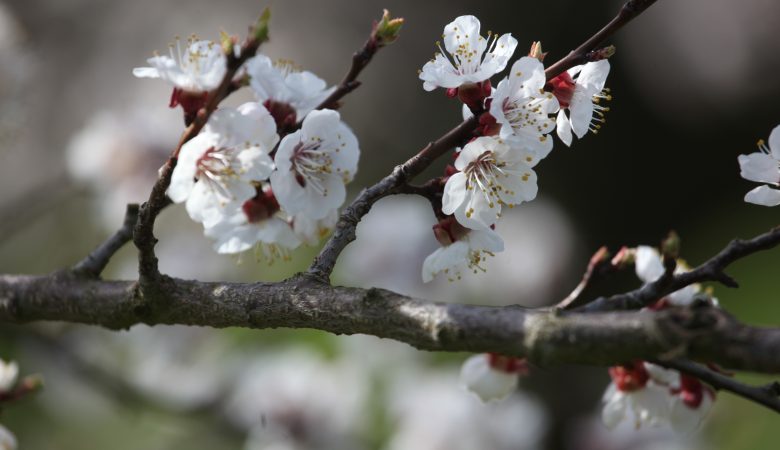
373, 9, 404, 46
661, 230, 680, 260
253, 7, 271, 43
460, 353, 520, 402
528, 41, 546, 61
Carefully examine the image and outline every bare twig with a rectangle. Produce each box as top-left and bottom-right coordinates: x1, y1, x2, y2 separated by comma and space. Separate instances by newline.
556, 246, 613, 310
654, 359, 780, 413
544, 0, 659, 80
72, 204, 139, 278
578, 226, 780, 312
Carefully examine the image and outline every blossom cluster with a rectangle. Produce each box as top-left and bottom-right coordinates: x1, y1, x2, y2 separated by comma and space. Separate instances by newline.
601, 245, 719, 434
134, 38, 358, 260
417, 15, 611, 283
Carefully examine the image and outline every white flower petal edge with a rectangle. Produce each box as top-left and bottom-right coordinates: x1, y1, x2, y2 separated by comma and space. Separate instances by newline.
634, 246, 700, 306
555, 60, 610, 146
459, 354, 518, 402
419, 15, 517, 91
293, 208, 339, 246
738, 125, 780, 206
205, 202, 301, 256
669, 392, 714, 435
271, 109, 359, 220
0, 359, 18, 392
245, 54, 335, 120
442, 136, 539, 230
133, 39, 226, 92
422, 227, 503, 282
601, 382, 670, 430
0, 424, 16, 450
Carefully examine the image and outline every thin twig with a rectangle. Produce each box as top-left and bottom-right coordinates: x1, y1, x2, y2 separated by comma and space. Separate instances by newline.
654, 359, 780, 414
578, 226, 780, 312
544, 0, 659, 80
72, 204, 139, 278
556, 246, 613, 309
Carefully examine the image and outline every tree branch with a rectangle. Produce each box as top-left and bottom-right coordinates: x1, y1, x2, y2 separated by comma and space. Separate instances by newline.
654, 359, 780, 413
2, 274, 780, 374
578, 226, 780, 312
72, 204, 139, 278
544, 0, 659, 80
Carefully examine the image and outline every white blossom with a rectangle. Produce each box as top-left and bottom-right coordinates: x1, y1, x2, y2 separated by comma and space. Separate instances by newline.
738, 124, 780, 206
419, 15, 517, 91
601, 382, 671, 430
168, 102, 278, 227
669, 390, 714, 435
422, 224, 504, 282
133, 38, 226, 92
489, 57, 559, 156
0, 359, 18, 392
635, 246, 700, 306
271, 109, 359, 220
245, 55, 334, 124
0, 424, 16, 450
442, 136, 539, 230
204, 191, 301, 259
292, 208, 339, 246
459, 354, 520, 402
553, 60, 611, 146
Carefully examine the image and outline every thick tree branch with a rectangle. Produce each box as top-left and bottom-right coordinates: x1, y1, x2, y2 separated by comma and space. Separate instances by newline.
2, 274, 780, 374
654, 359, 780, 414
578, 226, 780, 312
544, 0, 658, 79
72, 204, 139, 278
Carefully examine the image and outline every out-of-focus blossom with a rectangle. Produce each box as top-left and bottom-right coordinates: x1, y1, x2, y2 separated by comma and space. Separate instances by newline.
548, 60, 611, 146
270, 109, 359, 220
245, 55, 335, 129
443, 136, 539, 230
602, 362, 671, 430
292, 208, 339, 246
738, 124, 780, 206
0, 359, 18, 392
224, 349, 370, 449
419, 15, 517, 91
460, 353, 527, 402
634, 246, 700, 306
387, 368, 546, 450
0, 424, 16, 450
489, 57, 559, 155
668, 374, 715, 435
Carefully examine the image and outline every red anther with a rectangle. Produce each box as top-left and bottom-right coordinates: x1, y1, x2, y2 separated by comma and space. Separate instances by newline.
488, 353, 529, 375
242, 187, 281, 223
545, 72, 576, 108
608, 361, 649, 392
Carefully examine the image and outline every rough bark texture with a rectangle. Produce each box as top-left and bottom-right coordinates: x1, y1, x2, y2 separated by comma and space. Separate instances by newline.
2, 273, 780, 373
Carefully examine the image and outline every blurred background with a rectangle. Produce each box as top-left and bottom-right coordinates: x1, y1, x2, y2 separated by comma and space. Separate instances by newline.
1, 0, 779, 448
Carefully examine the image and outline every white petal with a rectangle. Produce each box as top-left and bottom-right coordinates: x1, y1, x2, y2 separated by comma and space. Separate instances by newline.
168, 133, 216, 203
460, 354, 518, 402
630, 385, 672, 427
422, 242, 470, 282
635, 246, 664, 284
132, 67, 160, 79
273, 131, 301, 172
443, 15, 482, 56
569, 95, 595, 138
441, 172, 468, 215
744, 185, 780, 207
556, 110, 573, 147
602, 386, 628, 430
738, 153, 780, 184
576, 60, 610, 92
0, 360, 19, 391
476, 33, 518, 80
0, 424, 16, 450
669, 394, 712, 435
465, 228, 504, 253
769, 124, 780, 160
237, 147, 275, 182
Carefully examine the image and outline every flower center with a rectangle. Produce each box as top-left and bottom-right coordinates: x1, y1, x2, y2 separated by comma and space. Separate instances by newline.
463, 150, 527, 217
608, 361, 649, 392
196, 146, 241, 199
290, 139, 333, 195
242, 187, 281, 224
488, 353, 529, 374
501, 95, 553, 140
546, 72, 576, 108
